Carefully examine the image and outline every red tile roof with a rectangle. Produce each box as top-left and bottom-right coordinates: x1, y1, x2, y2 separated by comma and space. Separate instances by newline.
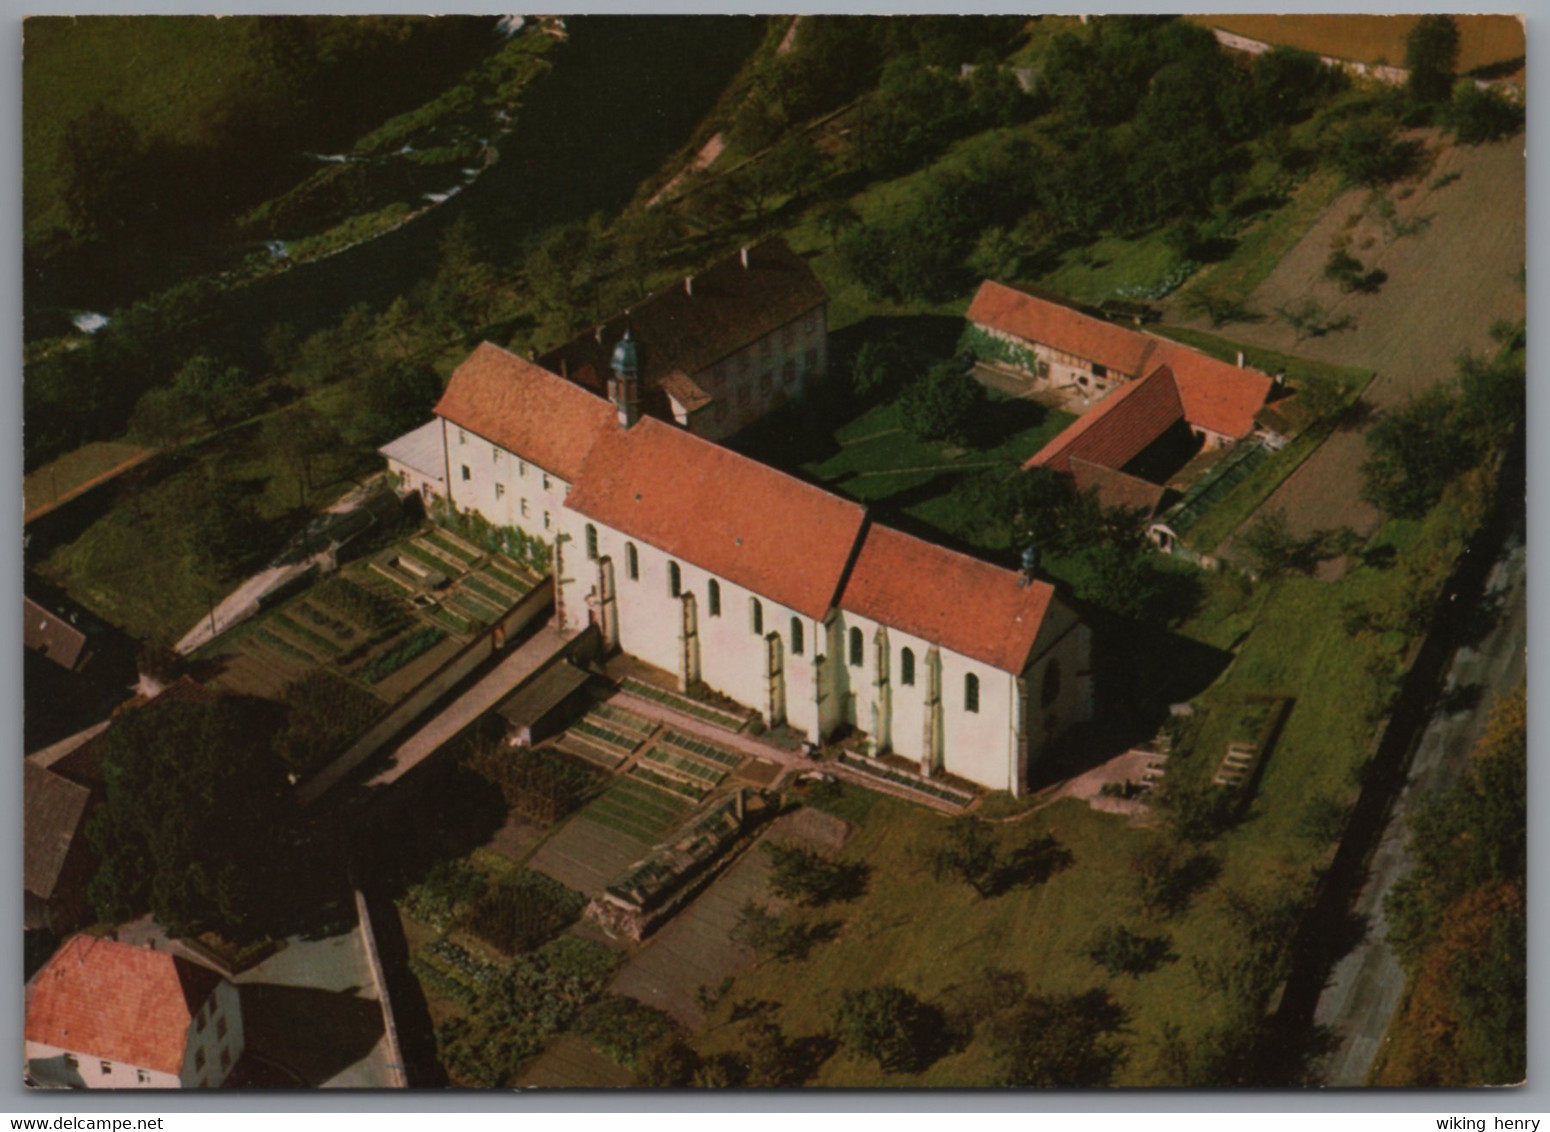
434, 342, 618, 483
23, 597, 89, 671
1068, 458, 1168, 515
566, 417, 866, 621
840, 524, 1056, 674
27, 936, 223, 1075
968, 281, 1271, 438
1025, 366, 1186, 476
967, 280, 1154, 376
541, 236, 827, 406
1148, 340, 1273, 438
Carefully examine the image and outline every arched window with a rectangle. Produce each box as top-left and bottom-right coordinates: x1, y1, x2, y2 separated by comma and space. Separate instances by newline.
750, 597, 763, 636
900, 647, 915, 686
585, 524, 598, 561
848, 626, 863, 667
964, 673, 980, 714
626, 542, 639, 581
668, 561, 681, 598
1041, 660, 1061, 707
790, 617, 804, 655
708, 578, 721, 617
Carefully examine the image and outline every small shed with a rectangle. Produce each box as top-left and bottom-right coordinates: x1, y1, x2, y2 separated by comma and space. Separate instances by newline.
495, 660, 594, 747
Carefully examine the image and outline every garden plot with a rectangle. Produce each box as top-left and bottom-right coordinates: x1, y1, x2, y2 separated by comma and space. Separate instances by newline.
527, 780, 697, 898
620, 676, 751, 732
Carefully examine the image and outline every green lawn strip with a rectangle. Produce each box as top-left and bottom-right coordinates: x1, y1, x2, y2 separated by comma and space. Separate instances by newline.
464, 575, 515, 606
1175, 430, 1329, 555
252, 626, 320, 666
643, 746, 725, 785
291, 599, 360, 643
484, 564, 533, 594
621, 678, 745, 728
1037, 228, 1184, 307
429, 606, 474, 635
659, 729, 743, 768
449, 590, 499, 624
1180, 167, 1346, 304
570, 719, 640, 754
580, 802, 663, 844
1146, 324, 1374, 406
358, 625, 448, 684
603, 779, 694, 822
630, 765, 709, 801
402, 539, 466, 577
267, 610, 343, 655
425, 530, 483, 564
552, 734, 626, 770
840, 754, 971, 806
588, 704, 656, 737
582, 793, 682, 837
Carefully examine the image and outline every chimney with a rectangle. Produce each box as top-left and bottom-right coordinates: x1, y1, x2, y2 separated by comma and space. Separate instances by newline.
684, 275, 694, 296
594, 326, 604, 345
1236, 350, 1245, 368
560, 357, 569, 379
527, 346, 537, 361
740, 246, 750, 269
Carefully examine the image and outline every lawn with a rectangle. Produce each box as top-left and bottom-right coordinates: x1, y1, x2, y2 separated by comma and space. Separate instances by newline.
35, 418, 373, 646
733, 386, 1073, 558
1036, 228, 1184, 307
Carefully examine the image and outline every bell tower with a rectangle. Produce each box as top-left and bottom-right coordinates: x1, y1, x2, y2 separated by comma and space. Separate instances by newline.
609, 329, 641, 428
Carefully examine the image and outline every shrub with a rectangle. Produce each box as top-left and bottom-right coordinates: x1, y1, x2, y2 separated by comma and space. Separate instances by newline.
1085, 925, 1175, 977
1447, 83, 1523, 144
465, 741, 600, 825
763, 842, 870, 906
834, 983, 947, 1072
276, 670, 382, 774
899, 362, 989, 447
465, 870, 585, 955
577, 996, 684, 1071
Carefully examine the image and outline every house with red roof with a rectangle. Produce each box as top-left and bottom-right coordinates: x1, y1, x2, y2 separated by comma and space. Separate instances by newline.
26, 936, 243, 1089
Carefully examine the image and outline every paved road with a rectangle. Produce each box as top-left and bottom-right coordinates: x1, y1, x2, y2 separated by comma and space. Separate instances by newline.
1312, 533, 1526, 1084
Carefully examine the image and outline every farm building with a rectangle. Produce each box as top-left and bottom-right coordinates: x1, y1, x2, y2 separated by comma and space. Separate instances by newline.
26, 936, 244, 1089
966, 279, 1275, 445
382, 323, 1092, 796
540, 235, 830, 441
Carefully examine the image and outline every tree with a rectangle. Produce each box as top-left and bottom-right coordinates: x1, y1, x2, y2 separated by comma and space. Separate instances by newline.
85, 695, 290, 938
58, 105, 148, 240
1085, 925, 1175, 977
263, 403, 342, 497
1360, 386, 1472, 518
814, 198, 860, 251
925, 817, 1071, 898
1447, 83, 1524, 144
1326, 117, 1420, 187
1406, 15, 1461, 103
986, 989, 1129, 1087
171, 355, 257, 428
766, 131, 824, 196
899, 362, 989, 447
1238, 509, 1339, 579
1252, 46, 1345, 126
833, 984, 944, 1072
763, 843, 870, 906
425, 215, 499, 339
358, 361, 442, 444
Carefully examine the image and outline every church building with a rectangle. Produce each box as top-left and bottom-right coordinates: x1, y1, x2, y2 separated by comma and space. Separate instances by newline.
389, 312, 1093, 795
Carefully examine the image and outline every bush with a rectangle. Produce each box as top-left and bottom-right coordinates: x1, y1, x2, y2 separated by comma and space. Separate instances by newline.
899, 362, 989, 447
400, 859, 485, 932
834, 983, 947, 1072
1085, 925, 1175, 977
577, 996, 684, 1071
465, 741, 600, 825
1447, 83, 1523, 144
276, 669, 382, 774
763, 842, 870, 906
465, 870, 585, 955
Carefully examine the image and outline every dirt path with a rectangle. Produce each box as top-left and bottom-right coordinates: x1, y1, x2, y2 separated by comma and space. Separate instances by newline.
1170, 134, 1524, 550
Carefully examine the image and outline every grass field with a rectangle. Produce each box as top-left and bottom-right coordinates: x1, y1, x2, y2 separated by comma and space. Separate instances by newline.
1036, 229, 1183, 307
733, 388, 1074, 558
